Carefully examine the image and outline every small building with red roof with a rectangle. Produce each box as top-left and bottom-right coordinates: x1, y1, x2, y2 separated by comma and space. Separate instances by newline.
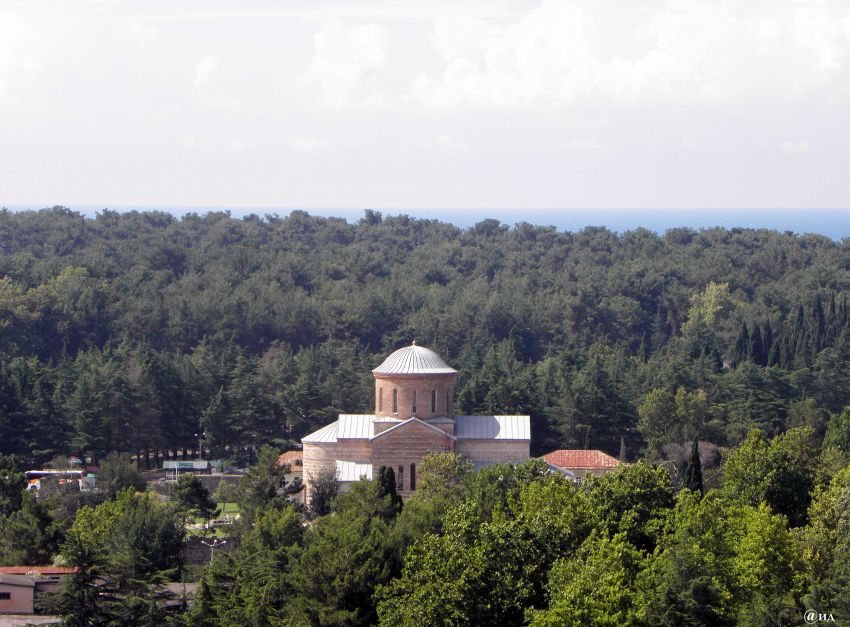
540, 449, 624, 478
277, 451, 303, 473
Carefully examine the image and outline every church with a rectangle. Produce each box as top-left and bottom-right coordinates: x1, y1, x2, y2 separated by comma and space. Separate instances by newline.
302, 343, 530, 498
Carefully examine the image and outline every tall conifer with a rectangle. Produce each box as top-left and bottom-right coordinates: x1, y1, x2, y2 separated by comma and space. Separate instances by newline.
684, 438, 704, 496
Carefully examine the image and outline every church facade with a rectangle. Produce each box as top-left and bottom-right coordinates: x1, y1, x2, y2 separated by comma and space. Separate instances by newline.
302, 343, 530, 498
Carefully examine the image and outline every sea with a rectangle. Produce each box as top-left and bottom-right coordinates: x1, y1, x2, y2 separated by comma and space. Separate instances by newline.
6, 206, 850, 241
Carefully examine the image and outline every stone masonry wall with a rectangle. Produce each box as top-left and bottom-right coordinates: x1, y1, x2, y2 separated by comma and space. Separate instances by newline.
374, 374, 455, 420
455, 440, 530, 465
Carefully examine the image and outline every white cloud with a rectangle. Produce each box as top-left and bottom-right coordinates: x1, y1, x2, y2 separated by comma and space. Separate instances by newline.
431, 133, 471, 153
288, 136, 331, 153
194, 55, 220, 88
307, 20, 386, 107
412, 0, 850, 110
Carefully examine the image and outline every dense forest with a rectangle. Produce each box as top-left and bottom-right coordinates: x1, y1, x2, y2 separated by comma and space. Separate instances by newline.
2, 207, 850, 463
2, 208, 850, 625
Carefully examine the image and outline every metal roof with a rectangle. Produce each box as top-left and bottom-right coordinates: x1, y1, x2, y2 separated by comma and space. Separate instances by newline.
372, 343, 457, 375
303, 414, 530, 443
0, 573, 36, 587
162, 460, 210, 469
302, 421, 339, 444
455, 415, 531, 440
336, 460, 373, 482
338, 414, 376, 439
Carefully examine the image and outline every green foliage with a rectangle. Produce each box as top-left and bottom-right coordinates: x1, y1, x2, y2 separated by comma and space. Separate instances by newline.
584, 462, 675, 552
376, 473, 596, 626
0, 491, 61, 565
290, 479, 405, 626
798, 463, 850, 617
823, 406, 850, 453
414, 451, 471, 504
309, 465, 339, 519
96, 451, 146, 498
722, 428, 818, 526
0, 453, 25, 516
54, 489, 184, 624
190, 505, 303, 626
376, 465, 403, 518
171, 474, 218, 522
235, 445, 288, 523
639, 489, 801, 626
684, 438, 704, 495
531, 533, 645, 627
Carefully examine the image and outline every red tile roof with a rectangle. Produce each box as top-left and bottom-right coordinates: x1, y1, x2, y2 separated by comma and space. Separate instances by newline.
0, 566, 76, 575
277, 450, 303, 471
541, 449, 622, 470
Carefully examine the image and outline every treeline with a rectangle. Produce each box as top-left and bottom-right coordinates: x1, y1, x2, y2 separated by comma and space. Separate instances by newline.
4, 207, 850, 461
48, 442, 847, 626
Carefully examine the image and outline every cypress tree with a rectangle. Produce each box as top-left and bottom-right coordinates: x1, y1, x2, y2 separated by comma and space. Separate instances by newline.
812, 293, 826, 353
749, 321, 764, 366
376, 465, 403, 517
683, 438, 704, 496
762, 319, 773, 362
638, 332, 650, 363
790, 305, 805, 364
734, 322, 750, 365
767, 339, 780, 367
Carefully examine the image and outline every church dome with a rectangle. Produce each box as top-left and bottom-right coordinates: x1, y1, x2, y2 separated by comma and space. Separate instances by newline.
373, 343, 457, 375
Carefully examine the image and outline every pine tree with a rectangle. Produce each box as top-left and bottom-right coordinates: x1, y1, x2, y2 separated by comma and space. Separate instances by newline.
684, 438, 704, 495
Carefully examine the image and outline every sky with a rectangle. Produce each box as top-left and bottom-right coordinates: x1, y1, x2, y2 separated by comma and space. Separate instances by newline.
2, 0, 850, 211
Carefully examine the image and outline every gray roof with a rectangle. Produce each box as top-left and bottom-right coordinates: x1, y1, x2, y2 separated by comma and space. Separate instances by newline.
338, 414, 375, 439
372, 343, 457, 375
162, 460, 210, 469
0, 573, 36, 587
301, 414, 531, 444
302, 421, 339, 444
336, 460, 373, 482
455, 415, 530, 440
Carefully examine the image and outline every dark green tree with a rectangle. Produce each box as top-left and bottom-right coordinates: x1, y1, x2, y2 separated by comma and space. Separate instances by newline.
96, 451, 146, 499
171, 474, 219, 524
684, 438, 704, 495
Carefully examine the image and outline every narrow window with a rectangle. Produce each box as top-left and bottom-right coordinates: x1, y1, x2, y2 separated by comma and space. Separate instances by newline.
392, 389, 398, 414
431, 390, 436, 414
446, 390, 450, 415
378, 388, 383, 413
398, 466, 404, 490
0, 592, 10, 600
410, 463, 416, 491
412, 390, 417, 414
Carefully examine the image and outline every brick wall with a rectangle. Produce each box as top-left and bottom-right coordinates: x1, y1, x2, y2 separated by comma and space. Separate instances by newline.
374, 374, 455, 420
455, 440, 530, 465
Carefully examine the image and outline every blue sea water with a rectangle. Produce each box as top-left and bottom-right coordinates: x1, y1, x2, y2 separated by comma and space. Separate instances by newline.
6, 205, 850, 241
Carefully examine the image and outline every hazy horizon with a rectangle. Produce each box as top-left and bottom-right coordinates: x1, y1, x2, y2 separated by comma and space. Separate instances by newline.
6, 205, 850, 240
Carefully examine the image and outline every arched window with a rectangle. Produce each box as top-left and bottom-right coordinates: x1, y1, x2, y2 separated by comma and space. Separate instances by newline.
398, 465, 404, 490
392, 389, 398, 414
410, 463, 416, 491
431, 390, 436, 414
378, 388, 383, 412
412, 390, 417, 414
